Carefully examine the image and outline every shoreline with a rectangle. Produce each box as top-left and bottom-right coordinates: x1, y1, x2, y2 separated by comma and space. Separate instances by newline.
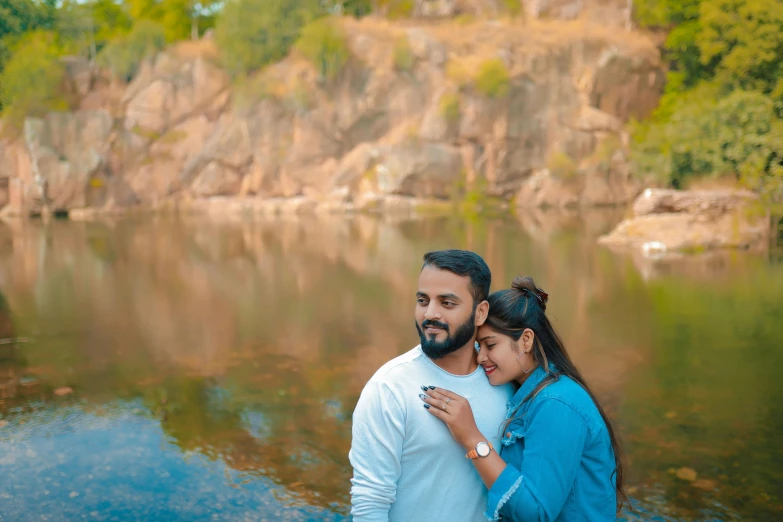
1, 195, 461, 221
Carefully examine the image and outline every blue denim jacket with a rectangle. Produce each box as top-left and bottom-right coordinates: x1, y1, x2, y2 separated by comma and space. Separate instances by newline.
486, 366, 617, 521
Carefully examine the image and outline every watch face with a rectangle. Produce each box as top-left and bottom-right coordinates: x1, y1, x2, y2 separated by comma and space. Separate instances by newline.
476, 442, 491, 457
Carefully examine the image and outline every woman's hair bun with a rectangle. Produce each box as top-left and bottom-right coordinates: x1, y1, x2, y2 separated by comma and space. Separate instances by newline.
511, 276, 549, 311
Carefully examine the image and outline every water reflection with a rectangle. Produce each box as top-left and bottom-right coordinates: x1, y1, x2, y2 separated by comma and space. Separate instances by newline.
0, 212, 781, 520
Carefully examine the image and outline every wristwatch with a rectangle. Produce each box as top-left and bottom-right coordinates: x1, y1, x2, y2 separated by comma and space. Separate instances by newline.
465, 441, 493, 459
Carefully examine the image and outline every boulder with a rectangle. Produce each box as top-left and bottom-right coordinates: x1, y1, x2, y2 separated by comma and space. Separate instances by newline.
525, 0, 632, 27
126, 115, 217, 203
590, 49, 665, 121
123, 52, 228, 138
410, 0, 633, 25
190, 162, 243, 197
515, 149, 642, 208
516, 169, 581, 208
415, 0, 457, 18
61, 56, 93, 98
20, 111, 113, 212
581, 149, 643, 206
357, 139, 464, 200
599, 189, 770, 253
632, 188, 758, 217
404, 28, 448, 66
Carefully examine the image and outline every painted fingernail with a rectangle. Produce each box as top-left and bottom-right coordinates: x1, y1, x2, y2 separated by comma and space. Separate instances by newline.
428, 386, 436, 390
419, 394, 427, 400
423, 404, 430, 409
421, 385, 428, 391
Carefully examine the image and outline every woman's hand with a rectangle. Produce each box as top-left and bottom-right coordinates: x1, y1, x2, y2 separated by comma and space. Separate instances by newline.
419, 386, 484, 450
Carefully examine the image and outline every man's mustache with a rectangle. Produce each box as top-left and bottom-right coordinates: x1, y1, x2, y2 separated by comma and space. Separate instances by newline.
421, 320, 449, 331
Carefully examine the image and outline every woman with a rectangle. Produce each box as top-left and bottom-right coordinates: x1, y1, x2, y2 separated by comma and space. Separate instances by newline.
419, 276, 626, 521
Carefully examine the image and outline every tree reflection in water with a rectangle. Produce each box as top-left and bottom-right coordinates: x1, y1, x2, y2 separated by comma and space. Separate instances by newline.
0, 212, 781, 520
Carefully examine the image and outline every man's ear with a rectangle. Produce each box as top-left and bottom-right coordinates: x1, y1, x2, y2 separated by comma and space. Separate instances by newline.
474, 300, 489, 326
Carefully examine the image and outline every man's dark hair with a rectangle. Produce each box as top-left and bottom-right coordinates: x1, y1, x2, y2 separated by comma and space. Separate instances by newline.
421, 250, 491, 305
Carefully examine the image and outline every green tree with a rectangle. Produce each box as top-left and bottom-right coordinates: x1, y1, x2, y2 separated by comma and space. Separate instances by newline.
633, 0, 783, 201
214, 0, 323, 77
698, 0, 783, 98
185, 0, 221, 41
633, 88, 783, 197
295, 17, 349, 83
126, 0, 161, 20
0, 0, 57, 77
636, 0, 783, 102
98, 19, 166, 82
125, 0, 218, 42
0, 30, 69, 128
56, 0, 133, 60
159, 0, 220, 41
634, 0, 708, 119
340, 0, 373, 17
0, 0, 56, 39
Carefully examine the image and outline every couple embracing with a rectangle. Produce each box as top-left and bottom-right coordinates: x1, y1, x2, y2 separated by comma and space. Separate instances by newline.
349, 250, 626, 521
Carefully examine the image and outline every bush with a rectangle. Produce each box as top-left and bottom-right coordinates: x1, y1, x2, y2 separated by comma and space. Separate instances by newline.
438, 92, 460, 124
454, 14, 476, 25
215, 0, 323, 77
380, 0, 414, 19
341, 0, 374, 17
0, 31, 69, 130
593, 134, 623, 165
632, 87, 783, 199
56, 0, 133, 59
393, 36, 414, 72
231, 73, 287, 111
295, 17, 349, 82
99, 20, 166, 82
475, 58, 510, 98
547, 151, 579, 180
445, 58, 472, 88
500, 0, 523, 17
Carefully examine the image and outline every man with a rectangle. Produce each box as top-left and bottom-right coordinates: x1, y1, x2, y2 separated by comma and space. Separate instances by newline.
349, 250, 515, 521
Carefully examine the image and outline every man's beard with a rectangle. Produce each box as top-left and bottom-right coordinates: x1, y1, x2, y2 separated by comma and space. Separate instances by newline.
416, 313, 477, 360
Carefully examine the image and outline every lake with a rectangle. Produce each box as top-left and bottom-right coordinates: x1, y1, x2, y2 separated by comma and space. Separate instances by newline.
0, 210, 781, 521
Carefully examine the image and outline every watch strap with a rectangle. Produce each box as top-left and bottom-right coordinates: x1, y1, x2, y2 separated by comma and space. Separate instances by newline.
465, 442, 493, 459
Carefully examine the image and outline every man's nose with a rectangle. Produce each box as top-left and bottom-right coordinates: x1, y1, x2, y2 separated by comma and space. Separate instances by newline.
424, 302, 440, 320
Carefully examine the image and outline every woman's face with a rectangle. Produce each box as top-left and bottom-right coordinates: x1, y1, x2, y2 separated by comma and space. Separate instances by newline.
476, 324, 534, 386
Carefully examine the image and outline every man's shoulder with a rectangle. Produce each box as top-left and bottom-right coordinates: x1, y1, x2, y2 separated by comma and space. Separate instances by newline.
368, 345, 427, 385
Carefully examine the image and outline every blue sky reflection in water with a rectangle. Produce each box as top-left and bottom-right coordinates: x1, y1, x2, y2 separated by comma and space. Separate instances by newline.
0, 212, 781, 520
0, 403, 345, 521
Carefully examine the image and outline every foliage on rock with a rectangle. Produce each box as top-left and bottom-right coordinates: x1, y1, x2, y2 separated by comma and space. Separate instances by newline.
0, 31, 70, 131
295, 17, 350, 83
214, 0, 323, 77
99, 20, 166, 82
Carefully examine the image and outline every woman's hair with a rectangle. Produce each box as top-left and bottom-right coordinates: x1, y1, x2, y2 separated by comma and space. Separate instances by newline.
485, 276, 627, 513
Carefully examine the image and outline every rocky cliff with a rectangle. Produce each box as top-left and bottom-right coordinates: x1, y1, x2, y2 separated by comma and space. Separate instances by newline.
0, 14, 663, 218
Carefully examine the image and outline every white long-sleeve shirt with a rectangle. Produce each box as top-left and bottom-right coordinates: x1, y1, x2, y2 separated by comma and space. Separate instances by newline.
349, 345, 514, 521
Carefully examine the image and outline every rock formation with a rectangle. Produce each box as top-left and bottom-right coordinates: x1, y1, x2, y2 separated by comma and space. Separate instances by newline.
598, 188, 771, 253
0, 15, 664, 217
